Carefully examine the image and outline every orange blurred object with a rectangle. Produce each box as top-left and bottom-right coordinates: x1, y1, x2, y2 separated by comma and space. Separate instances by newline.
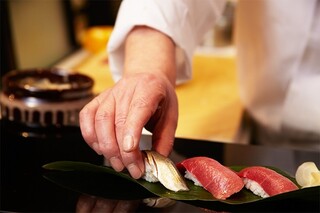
81, 26, 113, 53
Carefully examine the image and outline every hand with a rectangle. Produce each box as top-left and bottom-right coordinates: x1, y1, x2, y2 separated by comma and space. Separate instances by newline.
79, 72, 178, 179
79, 26, 177, 179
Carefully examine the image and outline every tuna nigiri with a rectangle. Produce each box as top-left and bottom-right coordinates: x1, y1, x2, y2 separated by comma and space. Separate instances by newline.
238, 166, 299, 198
177, 157, 244, 200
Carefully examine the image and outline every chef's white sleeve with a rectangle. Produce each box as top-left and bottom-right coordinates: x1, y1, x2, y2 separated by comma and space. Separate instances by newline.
107, 0, 226, 84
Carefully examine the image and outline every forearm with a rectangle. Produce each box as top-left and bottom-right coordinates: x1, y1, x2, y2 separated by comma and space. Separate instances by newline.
123, 26, 176, 86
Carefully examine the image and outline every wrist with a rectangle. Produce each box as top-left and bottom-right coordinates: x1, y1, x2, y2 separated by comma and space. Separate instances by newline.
123, 26, 176, 86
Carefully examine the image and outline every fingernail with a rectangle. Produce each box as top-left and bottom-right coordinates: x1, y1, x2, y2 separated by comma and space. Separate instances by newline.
109, 157, 124, 172
127, 163, 142, 179
92, 143, 102, 155
123, 135, 134, 152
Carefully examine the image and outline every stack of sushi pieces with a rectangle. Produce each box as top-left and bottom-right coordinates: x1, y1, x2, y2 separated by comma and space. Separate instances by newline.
141, 151, 319, 200
177, 157, 301, 200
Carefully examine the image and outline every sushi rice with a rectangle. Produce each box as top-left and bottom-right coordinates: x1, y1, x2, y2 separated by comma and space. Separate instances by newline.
185, 171, 203, 187
186, 171, 270, 198
243, 178, 269, 198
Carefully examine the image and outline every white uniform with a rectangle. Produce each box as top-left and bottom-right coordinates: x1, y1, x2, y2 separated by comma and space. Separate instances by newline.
108, 0, 320, 150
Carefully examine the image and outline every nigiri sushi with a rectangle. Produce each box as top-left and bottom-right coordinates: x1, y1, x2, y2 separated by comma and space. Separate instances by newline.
142, 151, 189, 192
177, 157, 244, 200
238, 166, 299, 198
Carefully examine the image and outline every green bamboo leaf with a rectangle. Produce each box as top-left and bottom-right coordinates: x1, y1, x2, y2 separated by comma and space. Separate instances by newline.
42, 161, 319, 205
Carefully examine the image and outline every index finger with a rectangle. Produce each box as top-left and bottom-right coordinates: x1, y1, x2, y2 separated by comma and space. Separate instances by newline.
121, 92, 165, 153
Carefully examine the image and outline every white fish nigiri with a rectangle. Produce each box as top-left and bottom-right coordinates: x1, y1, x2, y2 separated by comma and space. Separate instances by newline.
142, 150, 189, 192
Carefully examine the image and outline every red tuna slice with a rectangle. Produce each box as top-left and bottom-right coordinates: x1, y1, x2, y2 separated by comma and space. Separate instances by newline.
177, 157, 244, 200
238, 166, 299, 197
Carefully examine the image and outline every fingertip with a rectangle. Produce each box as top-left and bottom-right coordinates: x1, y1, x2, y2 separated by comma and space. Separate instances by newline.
152, 136, 174, 157
127, 163, 143, 179
120, 151, 145, 179
92, 142, 102, 155
138, 155, 145, 175
109, 156, 125, 172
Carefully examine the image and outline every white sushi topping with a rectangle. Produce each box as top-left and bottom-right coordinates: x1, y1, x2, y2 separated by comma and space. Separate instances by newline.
184, 171, 203, 187
142, 151, 189, 192
143, 159, 159, 183
243, 178, 269, 198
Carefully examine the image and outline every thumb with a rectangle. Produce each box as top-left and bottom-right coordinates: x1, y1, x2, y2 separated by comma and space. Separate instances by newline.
151, 105, 178, 157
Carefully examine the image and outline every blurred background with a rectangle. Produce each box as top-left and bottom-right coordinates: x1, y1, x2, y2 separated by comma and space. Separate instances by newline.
1, 0, 240, 142
1, 0, 122, 77
1, 0, 236, 77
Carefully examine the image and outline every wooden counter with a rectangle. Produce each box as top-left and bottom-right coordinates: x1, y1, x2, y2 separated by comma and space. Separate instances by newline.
175, 53, 243, 142
60, 48, 243, 143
